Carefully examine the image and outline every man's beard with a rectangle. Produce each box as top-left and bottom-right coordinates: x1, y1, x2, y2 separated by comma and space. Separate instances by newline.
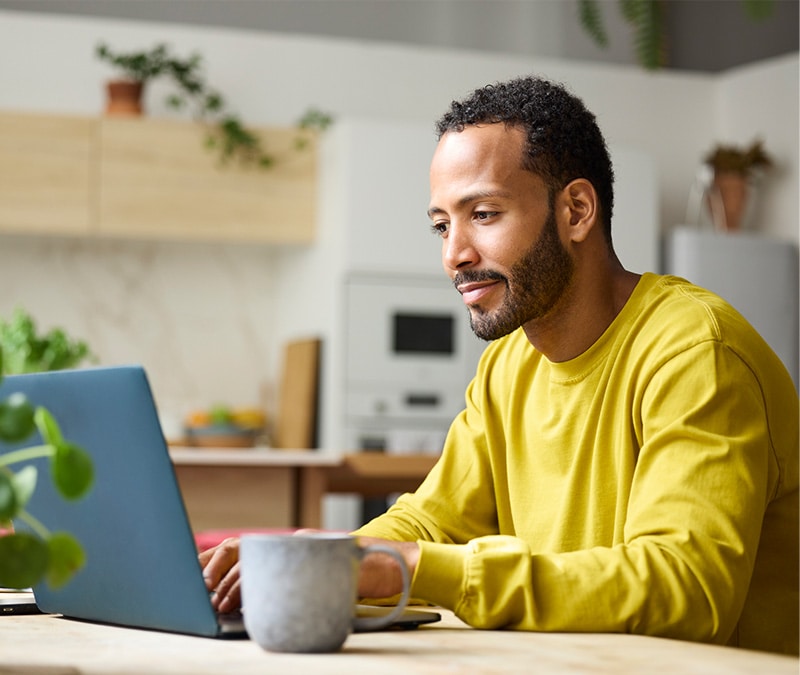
454, 209, 574, 341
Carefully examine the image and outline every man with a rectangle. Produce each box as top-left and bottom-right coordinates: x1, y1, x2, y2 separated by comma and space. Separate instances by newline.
201, 76, 799, 654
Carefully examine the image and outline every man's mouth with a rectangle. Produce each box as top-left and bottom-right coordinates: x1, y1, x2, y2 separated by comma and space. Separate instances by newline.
457, 280, 500, 306
454, 272, 506, 306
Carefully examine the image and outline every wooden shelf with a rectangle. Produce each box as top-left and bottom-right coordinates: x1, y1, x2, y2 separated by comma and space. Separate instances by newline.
0, 111, 318, 244
0, 111, 95, 235
98, 117, 317, 243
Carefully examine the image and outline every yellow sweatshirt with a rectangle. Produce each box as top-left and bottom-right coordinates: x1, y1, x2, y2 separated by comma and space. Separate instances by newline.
355, 274, 799, 654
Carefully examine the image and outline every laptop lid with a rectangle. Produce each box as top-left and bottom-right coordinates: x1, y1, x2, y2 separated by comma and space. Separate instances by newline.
4, 365, 227, 637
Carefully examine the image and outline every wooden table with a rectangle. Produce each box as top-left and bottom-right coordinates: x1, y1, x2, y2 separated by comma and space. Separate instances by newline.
169, 447, 438, 531
2, 610, 796, 674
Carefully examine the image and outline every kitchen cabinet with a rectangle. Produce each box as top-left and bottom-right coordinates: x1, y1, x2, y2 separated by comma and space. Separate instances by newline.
0, 112, 94, 235
98, 118, 316, 243
0, 111, 317, 243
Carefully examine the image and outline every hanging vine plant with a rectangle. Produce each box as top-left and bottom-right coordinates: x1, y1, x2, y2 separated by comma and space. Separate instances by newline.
577, 0, 776, 71
96, 42, 333, 169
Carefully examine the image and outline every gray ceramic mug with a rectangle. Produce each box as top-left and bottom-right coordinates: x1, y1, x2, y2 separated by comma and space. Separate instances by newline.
239, 532, 411, 653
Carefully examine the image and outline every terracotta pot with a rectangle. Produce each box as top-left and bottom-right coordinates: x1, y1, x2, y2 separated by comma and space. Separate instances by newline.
105, 80, 144, 116
707, 169, 750, 232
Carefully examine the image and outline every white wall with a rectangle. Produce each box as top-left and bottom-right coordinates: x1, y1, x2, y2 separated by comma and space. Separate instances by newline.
0, 236, 281, 431
0, 10, 796, 431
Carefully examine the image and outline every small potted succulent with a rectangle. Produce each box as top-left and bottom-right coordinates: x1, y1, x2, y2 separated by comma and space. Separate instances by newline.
0, 309, 95, 590
702, 140, 773, 232
96, 42, 332, 169
96, 42, 188, 116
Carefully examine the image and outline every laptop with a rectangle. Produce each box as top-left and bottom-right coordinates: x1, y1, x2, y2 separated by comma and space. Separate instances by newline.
3, 365, 439, 638
0, 588, 41, 615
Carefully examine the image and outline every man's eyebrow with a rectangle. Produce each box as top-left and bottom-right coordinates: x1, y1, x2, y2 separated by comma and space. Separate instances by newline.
427, 189, 512, 220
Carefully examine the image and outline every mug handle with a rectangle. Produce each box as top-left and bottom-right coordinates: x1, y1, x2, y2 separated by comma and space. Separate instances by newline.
351, 543, 411, 632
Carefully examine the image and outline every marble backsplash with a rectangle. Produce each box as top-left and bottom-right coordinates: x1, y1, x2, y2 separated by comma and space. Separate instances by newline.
0, 234, 285, 436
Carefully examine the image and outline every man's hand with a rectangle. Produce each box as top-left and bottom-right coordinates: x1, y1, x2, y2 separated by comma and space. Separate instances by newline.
356, 537, 420, 599
198, 537, 241, 613
197, 534, 420, 611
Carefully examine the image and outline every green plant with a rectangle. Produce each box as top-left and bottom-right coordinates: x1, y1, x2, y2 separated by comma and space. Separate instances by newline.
0, 309, 96, 588
96, 42, 333, 168
0, 308, 94, 375
703, 140, 773, 176
0, 357, 94, 589
577, 0, 775, 70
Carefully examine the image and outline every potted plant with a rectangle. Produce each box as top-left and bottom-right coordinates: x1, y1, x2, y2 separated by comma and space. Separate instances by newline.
0, 309, 95, 589
702, 140, 773, 232
95, 42, 332, 168
0, 307, 94, 374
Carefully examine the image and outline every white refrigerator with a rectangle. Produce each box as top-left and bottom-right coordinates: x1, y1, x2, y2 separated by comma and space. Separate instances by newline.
667, 226, 799, 388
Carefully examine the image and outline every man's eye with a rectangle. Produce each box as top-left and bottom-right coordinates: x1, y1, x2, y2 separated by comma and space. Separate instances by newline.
430, 222, 448, 236
474, 211, 497, 221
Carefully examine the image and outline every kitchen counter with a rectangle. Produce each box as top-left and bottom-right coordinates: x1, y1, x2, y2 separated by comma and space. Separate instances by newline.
169, 445, 343, 466
169, 447, 438, 532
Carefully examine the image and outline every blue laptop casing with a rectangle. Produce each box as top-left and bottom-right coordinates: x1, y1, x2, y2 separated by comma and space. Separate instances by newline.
3, 365, 227, 637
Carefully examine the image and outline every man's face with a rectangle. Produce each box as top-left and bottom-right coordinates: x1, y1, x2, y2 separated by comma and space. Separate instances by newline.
428, 124, 573, 341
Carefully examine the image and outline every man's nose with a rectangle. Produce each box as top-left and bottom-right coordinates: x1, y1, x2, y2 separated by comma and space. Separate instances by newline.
442, 223, 477, 272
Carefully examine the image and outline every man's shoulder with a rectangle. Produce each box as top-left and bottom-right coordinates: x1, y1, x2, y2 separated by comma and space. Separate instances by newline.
631, 274, 792, 384
633, 273, 750, 338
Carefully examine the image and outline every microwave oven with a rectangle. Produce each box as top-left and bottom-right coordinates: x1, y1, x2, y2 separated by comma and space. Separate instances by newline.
343, 274, 486, 434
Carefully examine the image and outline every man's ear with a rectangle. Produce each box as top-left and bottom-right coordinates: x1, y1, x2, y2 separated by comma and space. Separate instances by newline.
559, 179, 598, 243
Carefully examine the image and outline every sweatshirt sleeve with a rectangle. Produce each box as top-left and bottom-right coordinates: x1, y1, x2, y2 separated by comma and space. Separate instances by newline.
353, 373, 501, 545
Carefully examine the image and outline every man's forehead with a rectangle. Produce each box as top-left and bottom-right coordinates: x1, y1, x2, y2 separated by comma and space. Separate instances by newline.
431, 125, 525, 176
436, 123, 525, 149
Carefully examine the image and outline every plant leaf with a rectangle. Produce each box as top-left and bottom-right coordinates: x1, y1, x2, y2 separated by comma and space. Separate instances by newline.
0, 392, 36, 442
0, 308, 93, 374
0, 470, 18, 520
12, 465, 37, 509
51, 442, 94, 499
34, 407, 63, 446
578, 0, 609, 47
621, 0, 666, 70
619, 0, 640, 22
0, 531, 48, 589
166, 94, 184, 109
46, 532, 86, 588
742, 0, 774, 21
297, 108, 334, 132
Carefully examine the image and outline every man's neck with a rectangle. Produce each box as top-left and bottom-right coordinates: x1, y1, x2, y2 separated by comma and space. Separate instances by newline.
523, 264, 641, 362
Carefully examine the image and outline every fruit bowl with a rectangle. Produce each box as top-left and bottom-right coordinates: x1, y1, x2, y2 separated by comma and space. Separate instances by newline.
184, 424, 258, 448
184, 407, 266, 448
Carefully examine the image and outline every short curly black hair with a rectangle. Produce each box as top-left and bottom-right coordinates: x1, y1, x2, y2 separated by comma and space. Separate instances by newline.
435, 75, 615, 244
